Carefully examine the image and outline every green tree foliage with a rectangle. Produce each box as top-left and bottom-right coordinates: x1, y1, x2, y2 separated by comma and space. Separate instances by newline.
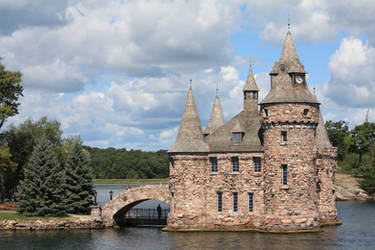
1, 117, 63, 195
0, 58, 23, 129
17, 138, 66, 216
326, 120, 349, 161
84, 147, 169, 179
326, 120, 375, 195
64, 142, 94, 214
345, 122, 375, 168
0, 145, 17, 201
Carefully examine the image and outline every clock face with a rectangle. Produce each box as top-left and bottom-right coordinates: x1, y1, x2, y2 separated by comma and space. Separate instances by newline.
296, 75, 303, 84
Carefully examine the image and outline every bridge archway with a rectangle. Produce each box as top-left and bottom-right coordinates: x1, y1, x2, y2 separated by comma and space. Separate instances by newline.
101, 184, 170, 226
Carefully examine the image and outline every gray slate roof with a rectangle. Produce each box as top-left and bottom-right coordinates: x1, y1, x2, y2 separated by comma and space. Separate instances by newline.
316, 112, 334, 149
204, 96, 225, 135
169, 87, 209, 153
261, 32, 319, 105
243, 68, 259, 91
205, 110, 263, 152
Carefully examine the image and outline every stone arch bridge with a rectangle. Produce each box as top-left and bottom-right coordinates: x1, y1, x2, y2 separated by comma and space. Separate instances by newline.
97, 184, 170, 226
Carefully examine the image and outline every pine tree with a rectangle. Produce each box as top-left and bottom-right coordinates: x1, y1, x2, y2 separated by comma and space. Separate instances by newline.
64, 143, 94, 214
17, 137, 66, 216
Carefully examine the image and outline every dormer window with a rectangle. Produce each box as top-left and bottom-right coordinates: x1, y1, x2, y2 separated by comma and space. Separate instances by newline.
232, 132, 242, 145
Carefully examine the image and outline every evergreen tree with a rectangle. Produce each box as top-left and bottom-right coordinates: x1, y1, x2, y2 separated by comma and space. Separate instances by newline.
16, 138, 66, 216
64, 143, 94, 214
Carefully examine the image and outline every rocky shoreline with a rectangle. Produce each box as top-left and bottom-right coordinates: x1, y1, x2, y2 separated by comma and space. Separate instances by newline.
335, 173, 374, 201
0, 217, 104, 230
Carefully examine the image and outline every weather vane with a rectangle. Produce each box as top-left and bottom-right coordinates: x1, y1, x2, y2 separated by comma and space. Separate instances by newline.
288, 13, 291, 32
216, 81, 219, 97
189, 79, 192, 88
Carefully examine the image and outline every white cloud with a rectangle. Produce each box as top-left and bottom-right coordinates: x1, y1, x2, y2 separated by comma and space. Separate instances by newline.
160, 127, 178, 139
246, 0, 375, 44
0, 0, 243, 93
324, 37, 375, 108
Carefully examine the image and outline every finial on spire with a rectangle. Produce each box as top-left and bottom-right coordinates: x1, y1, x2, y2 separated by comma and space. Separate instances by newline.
365, 109, 370, 123
189, 79, 192, 89
313, 87, 316, 96
216, 81, 219, 97
288, 12, 291, 33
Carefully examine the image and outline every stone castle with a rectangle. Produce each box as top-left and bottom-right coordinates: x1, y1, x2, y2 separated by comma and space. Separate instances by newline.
167, 31, 339, 231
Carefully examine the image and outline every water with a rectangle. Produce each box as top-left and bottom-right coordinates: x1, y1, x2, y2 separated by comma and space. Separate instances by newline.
0, 184, 374, 249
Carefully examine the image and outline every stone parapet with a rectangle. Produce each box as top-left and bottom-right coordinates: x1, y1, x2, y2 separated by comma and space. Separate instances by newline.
260, 103, 319, 125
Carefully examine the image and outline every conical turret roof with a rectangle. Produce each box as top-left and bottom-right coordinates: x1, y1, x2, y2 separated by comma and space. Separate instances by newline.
316, 112, 333, 149
261, 31, 319, 104
204, 96, 225, 135
243, 68, 259, 91
169, 87, 209, 153
271, 31, 306, 74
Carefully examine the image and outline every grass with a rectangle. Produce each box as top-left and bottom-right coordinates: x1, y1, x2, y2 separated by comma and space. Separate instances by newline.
0, 210, 72, 222
94, 178, 169, 184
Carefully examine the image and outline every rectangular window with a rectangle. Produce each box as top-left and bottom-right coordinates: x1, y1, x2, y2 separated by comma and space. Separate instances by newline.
233, 192, 238, 212
264, 109, 268, 116
253, 157, 261, 173
217, 192, 222, 212
210, 157, 218, 172
232, 132, 242, 145
248, 192, 254, 212
282, 165, 288, 185
281, 131, 287, 142
232, 157, 239, 172
303, 109, 309, 116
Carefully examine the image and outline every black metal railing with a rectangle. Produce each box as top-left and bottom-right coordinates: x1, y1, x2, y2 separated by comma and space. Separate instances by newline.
124, 208, 170, 220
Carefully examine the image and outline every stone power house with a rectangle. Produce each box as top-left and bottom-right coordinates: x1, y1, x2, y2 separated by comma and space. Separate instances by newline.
167, 32, 338, 231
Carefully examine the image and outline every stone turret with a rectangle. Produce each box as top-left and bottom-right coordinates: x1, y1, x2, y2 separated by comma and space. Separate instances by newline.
204, 94, 224, 135
316, 112, 333, 149
169, 86, 208, 153
243, 67, 259, 112
260, 31, 321, 231
316, 112, 338, 223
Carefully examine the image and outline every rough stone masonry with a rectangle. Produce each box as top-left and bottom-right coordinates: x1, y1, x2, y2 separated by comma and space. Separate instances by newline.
167, 31, 338, 231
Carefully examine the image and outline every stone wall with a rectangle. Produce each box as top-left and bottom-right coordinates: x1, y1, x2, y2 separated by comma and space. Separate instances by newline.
261, 103, 320, 230
101, 185, 170, 226
316, 148, 338, 223
168, 153, 265, 229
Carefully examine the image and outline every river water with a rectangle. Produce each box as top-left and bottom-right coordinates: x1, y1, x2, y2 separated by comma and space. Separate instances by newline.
0, 184, 374, 250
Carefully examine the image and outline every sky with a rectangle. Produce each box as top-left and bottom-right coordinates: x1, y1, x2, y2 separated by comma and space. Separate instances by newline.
1, 0, 375, 150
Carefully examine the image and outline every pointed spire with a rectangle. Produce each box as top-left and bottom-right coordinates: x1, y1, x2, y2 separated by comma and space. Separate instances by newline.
316, 112, 333, 149
204, 95, 225, 135
169, 87, 208, 152
243, 67, 259, 91
280, 31, 299, 63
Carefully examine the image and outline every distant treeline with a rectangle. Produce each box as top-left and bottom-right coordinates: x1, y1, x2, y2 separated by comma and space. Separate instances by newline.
84, 146, 169, 179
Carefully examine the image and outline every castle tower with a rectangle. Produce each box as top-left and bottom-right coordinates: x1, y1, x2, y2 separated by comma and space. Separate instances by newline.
316, 113, 338, 223
168, 85, 209, 228
243, 67, 259, 112
169, 86, 208, 153
260, 31, 321, 230
204, 92, 225, 136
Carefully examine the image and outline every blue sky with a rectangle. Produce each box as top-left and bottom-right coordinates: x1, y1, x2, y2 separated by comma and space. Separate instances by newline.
1, 0, 375, 150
